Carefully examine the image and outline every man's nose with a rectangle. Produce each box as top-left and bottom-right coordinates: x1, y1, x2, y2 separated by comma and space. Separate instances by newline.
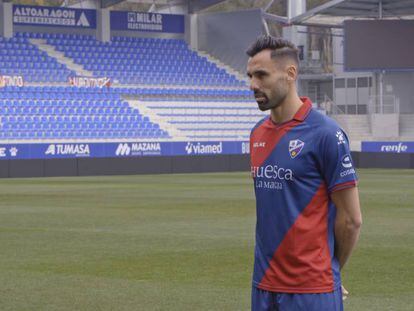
250, 79, 259, 92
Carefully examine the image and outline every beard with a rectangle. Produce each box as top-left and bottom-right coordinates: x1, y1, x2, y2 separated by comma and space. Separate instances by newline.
254, 88, 288, 112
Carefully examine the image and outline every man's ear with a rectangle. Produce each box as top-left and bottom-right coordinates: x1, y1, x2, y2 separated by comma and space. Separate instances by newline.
287, 65, 297, 82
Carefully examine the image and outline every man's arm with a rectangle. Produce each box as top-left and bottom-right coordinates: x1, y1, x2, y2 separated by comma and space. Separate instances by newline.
331, 186, 362, 270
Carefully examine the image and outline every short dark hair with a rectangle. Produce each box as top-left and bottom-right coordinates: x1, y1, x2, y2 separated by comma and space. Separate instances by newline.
246, 35, 299, 65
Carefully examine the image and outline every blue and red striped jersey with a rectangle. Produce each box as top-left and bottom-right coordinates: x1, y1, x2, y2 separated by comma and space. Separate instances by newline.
250, 97, 357, 293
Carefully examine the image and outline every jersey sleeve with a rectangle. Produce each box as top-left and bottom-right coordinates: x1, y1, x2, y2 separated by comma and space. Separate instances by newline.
319, 127, 358, 193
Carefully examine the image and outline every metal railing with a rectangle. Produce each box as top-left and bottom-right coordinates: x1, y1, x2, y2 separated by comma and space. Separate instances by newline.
318, 95, 345, 115
315, 95, 400, 116
368, 95, 399, 114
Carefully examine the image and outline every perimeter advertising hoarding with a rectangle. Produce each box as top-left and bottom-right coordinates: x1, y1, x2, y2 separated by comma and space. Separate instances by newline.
110, 11, 184, 33
13, 5, 96, 29
0, 141, 250, 160
361, 141, 414, 153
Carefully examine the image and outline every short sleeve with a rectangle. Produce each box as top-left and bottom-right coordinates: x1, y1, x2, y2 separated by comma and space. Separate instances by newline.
319, 127, 358, 193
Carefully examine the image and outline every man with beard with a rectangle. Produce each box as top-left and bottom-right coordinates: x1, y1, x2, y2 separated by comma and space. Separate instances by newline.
246, 35, 362, 311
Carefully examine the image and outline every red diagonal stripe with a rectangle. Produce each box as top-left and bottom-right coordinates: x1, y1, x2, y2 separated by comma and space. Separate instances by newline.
259, 183, 333, 293
250, 120, 300, 169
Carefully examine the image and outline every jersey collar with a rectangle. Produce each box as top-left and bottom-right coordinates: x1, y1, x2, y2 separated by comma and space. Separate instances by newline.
293, 97, 313, 122
264, 97, 313, 129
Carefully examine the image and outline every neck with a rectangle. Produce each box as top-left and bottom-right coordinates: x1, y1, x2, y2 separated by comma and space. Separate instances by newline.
270, 91, 303, 124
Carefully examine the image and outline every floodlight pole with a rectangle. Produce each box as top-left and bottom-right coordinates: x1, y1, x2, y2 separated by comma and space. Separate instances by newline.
378, 0, 384, 113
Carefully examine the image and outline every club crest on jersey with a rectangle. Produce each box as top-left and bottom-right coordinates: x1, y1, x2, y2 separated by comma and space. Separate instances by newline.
289, 139, 304, 159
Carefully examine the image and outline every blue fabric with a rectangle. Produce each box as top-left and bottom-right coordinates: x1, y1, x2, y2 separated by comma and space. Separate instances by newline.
251, 103, 357, 292
252, 286, 343, 311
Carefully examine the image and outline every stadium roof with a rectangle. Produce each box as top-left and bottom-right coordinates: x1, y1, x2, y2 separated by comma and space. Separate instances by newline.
290, 0, 414, 28
101, 0, 414, 25
101, 0, 228, 10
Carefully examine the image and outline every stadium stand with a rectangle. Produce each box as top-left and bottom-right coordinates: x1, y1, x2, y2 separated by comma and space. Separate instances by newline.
17, 32, 244, 87
0, 32, 263, 142
0, 86, 169, 140
0, 85, 262, 141
0, 35, 75, 83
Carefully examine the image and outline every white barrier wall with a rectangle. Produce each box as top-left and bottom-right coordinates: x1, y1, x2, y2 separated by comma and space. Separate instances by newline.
371, 113, 399, 138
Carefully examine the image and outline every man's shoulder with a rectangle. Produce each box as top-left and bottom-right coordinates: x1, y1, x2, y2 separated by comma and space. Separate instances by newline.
307, 109, 343, 135
306, 109, 351, 150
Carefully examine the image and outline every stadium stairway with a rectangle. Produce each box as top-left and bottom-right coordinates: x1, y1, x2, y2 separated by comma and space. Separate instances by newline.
196, 50, 248, 86
127, 99, 189, 140
10, 32, 247, 89
331, 114, 414, 151
120, 88, 263, 141
136, 99, 264, 141
400, 114, 414, 140
0, 36, 75, 83
37, 33, 245, 87
29, 39, 93, 78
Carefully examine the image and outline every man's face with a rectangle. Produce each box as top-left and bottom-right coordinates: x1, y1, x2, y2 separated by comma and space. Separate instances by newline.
247, 49, 290, 111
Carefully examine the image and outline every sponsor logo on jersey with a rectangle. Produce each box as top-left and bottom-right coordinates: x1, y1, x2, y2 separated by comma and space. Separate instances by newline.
251, 165, 294, 190
340, 167, 356, 178
185, 142, 222, 155
341, 154, 353, 168
253, 142, 266, 148
115, 142, 161, 156
251, 165, 293, 180
45, 144, 90, 156
336, 130, 346, 145
340, 154, 355, 177
289, 139, 304, 158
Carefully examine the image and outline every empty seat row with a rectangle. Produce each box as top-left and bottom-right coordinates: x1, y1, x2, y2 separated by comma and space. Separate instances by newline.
4, 121, 158, 130
2, 115, 148, 123
0, 106, 136, 115
0, 129, 169, 140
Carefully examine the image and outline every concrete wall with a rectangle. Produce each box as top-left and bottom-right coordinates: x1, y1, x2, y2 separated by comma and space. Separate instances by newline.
197, 9, 263, 73
334, 75, 372, 114
371, 114, 399, 138
0, 155, 250, 178
383, 72, 414, 114
1, 152, 413, 178
97, 9, 110, 42
184, 13, 198, 50
0, 2, 13, 38
354, 152, 414, 169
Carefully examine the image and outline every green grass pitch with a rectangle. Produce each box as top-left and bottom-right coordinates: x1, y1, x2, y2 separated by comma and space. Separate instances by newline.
0, 169, 413, 310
